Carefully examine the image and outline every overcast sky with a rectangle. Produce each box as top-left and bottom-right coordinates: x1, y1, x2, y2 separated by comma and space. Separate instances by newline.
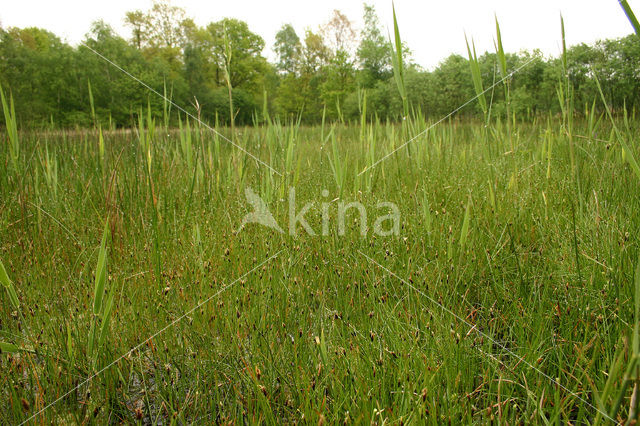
1, 0, 638, 69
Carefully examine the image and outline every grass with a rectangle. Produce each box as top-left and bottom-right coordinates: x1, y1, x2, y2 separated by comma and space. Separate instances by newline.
2, 9, 640, 425
1, 105, 639, 423
0, 84, 19, 171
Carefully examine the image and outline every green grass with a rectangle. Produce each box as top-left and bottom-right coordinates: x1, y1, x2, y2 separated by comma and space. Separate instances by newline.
1, 104, 639, 423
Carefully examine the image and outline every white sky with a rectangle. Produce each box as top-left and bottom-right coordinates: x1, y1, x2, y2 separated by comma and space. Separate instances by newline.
1, 0, 638, 70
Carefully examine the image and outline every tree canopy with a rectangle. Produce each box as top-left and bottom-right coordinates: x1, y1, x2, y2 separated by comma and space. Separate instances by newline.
0, 1, 639, 128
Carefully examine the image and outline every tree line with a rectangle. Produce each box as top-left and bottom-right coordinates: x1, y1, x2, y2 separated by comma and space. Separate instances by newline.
1, 1, 639, 128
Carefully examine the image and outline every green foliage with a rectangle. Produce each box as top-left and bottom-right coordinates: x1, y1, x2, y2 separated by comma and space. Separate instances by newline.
0, 257, 19, 311
124, 0, 189, 50
206, 18, 267, 90
390, 4, 408, 120
274, 24, 301, 74
619, 0, 640, 36
1, 96, 640, 423
1, 6, 639, 126
0, 84, 19, 169
459, 195, 472, 250
327, 130, 347, 197
357, 3, 392, 88
594, 72, 640, 182
495, 18, 508, 79
92, 223, 109, 316
88, 222, 116, 367
0, 341, 20, 353
465, 36, 487, 117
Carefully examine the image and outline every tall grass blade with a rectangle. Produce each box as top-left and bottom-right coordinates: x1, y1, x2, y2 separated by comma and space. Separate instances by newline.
465, 36, 487, 117
495, 18, 507, 78
93, 223, 109, 315
88, 79, 96, 126
560, 15, 567, 75
618, 0, 640, 36
98, 282, 117, 348
0, 258, 19, 310
0, 341, 19, 353
391, 3, 408, 120
0, 84, 19, 170
98, 124, 105, 165
459, 196, 471, 249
